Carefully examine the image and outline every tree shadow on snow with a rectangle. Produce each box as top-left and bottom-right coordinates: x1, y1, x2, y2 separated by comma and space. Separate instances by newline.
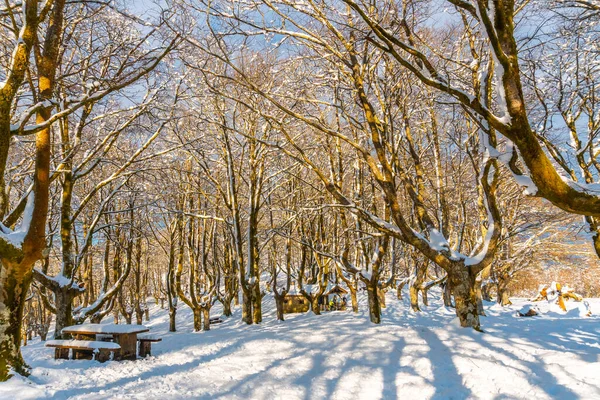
24, 294, 600, 399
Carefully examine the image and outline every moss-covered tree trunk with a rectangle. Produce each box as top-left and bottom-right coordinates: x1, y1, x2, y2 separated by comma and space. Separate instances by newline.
409, 285, 420, 312
222, 295, 233, 317
202, 307, 210, 331
273, 289, 286, 321
366, 284, 381, 324
251, 283, 262, 324
310, 296, 321, 315
378, 288, 386, 308
349, 284, 358, 313
241, 289, 252, 324
449, 267, 481, 330
397, 280, 406, 300
54, 289, 74, 339
0, 261, 34, 378
275, 295, 284, 321
497, 276, 512, 306
193, 308, 202, 332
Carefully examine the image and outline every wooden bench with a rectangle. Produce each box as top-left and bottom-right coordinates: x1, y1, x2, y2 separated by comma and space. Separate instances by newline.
46, 340, 121, 362
137, 335, 162, 357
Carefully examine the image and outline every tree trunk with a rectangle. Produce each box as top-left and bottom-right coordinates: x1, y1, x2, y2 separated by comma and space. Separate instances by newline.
54, 289, 74, 339
497, 279, 512, 306
251, 285, 262, 324
422, 288, 429, 307
449, 268, 481, 331
409, 285, 420, 312
349, 285, 358, 313
241, 289, 252, 324
193, 308, 202, 332
274, 294, 285, 321
135, 304, 143, 325
475, 280, 486, 316
410, 262, 426, 312
481, 283, 493, 302
397, 281, 406, 300
168, 306, 176, 332
202, 307, 210, 331
442, 282, 453, 307
378, 288, 386, 308
500, 289, 512, 306
113, 307, 119, 324
222, 296, 233, 317
310, 296, 321, 315
0, 262, 34, 379
366, 284, 381, 324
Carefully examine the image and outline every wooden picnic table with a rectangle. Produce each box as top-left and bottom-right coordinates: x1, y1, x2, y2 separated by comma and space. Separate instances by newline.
62, 324, 149, 360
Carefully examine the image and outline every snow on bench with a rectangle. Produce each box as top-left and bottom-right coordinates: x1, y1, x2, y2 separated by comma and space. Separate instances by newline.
137, 335, 161, 358
46, 340, 121, 362
46, 340, 121, 350
137, 334, 161, 342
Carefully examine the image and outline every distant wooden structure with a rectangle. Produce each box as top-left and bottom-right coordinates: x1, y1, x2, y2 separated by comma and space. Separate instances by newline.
283, 292, 310, 314
319, 285, 348, 311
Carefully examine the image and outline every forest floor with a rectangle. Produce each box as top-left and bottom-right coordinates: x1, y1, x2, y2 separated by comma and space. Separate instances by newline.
4, 290, 600, 399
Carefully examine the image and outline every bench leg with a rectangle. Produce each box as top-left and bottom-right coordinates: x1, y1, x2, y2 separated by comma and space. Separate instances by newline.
73, 349, 94, 360
55, 348, 69, 360
95, 349, 113, 363
139, 341, 151, 357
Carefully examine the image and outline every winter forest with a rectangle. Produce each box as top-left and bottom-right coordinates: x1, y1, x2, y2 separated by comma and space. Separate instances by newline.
1, 0, 600, 398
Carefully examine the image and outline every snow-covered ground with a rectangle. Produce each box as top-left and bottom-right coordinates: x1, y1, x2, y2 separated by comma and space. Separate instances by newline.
3, 291, 600, 399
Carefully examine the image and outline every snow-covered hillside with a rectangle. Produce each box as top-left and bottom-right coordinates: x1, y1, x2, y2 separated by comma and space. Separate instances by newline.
4, 292, 600, 399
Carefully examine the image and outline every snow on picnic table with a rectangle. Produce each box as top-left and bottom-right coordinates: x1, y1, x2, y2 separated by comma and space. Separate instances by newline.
62, 324, 149, 335
3, 292, 600, 400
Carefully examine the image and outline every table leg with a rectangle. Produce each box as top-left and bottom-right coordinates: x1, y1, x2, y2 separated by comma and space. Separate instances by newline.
114, 333, 138, 360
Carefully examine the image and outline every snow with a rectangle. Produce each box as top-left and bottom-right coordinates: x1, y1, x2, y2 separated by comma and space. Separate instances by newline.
518, 304, 539, 315
0, 193, 35, 248
287, 286, 300, 295
4, 291, 600, 399
33, 269, 84, 292
62, 324, 149, 335
465, 207, 495, 266
563, 177, 600, 196
427, 228, 451, 252
45, 340, 121, 350
513, 173, 538, 196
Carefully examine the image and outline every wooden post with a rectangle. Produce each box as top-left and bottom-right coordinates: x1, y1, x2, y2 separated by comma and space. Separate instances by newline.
55, 348, 69, 359
114, 333, 138, 360
95, 349, 115, 363
139, 340, 152, 357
